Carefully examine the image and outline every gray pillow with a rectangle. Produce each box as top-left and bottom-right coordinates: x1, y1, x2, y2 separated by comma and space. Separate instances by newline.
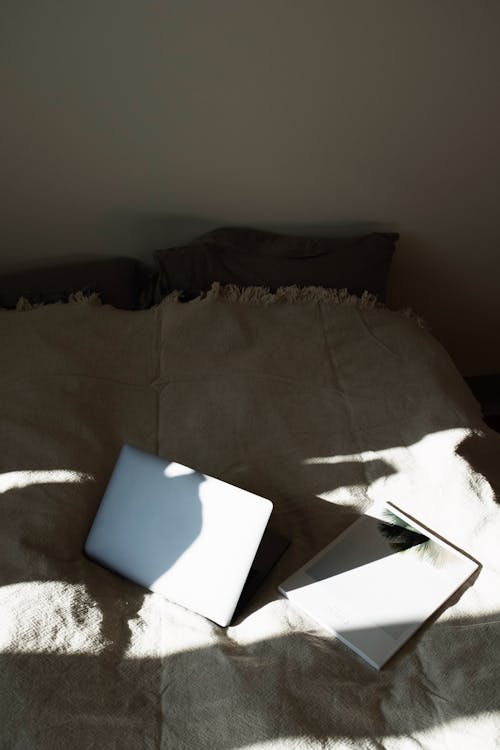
154, 227, 398, 301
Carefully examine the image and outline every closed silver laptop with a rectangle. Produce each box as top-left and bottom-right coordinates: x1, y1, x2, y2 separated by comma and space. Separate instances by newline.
85, 444, 273, 626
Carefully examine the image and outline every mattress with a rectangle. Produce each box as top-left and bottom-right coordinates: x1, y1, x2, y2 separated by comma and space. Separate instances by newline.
1, 285, 499, 749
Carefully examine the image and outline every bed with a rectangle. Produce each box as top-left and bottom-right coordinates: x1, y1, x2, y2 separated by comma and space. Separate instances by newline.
1, 231, 500, 749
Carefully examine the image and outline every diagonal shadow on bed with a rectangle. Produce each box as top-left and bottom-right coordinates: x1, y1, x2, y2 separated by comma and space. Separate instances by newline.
0, 434, 497, 748
0, 456, 396, 648
1, 600, 498, 749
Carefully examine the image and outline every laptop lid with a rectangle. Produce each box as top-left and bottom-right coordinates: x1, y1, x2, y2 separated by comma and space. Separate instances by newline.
85, 444, 273, 626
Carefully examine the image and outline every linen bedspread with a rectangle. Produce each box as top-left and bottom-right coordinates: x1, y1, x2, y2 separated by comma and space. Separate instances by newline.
1, 288, 499, 749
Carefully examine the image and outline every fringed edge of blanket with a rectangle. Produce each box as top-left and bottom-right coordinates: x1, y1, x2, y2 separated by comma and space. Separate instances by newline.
163, 282, 425, 326
4, 284, 424, 327
4, 291, 102, 312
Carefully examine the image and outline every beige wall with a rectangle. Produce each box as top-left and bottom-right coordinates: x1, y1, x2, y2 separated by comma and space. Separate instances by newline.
1, 1, 499, 374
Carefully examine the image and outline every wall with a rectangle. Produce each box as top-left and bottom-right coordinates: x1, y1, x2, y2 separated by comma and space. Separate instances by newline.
1, 1, 499, 374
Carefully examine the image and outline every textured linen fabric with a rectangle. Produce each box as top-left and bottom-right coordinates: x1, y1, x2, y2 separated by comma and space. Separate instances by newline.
1, 291, 499, 750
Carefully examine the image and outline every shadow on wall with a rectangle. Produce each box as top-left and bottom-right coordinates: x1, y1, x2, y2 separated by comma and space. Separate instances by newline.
92, 211, 399, 265
388, 231, 499, 374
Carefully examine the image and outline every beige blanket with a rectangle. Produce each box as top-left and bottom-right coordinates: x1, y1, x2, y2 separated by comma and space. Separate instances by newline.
1, 288, 499, 749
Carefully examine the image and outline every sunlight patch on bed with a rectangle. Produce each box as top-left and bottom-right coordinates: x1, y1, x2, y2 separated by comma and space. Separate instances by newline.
0, 582, 106, 655
303, 427, 475, 472
236, 711, 500, 749
238, 738, 311, 749
0, 469, 93, 493
124, 593, 220, 659
386, 712, 500, 750
227, 600, 292, 644
304, 427, 497, 565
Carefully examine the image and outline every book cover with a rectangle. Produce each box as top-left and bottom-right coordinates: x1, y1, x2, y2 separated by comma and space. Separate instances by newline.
279, 503, 479, 669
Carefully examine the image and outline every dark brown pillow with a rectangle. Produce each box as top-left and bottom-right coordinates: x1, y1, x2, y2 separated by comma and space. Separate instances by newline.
154, 227, 398, 301
0, 257, 154, 310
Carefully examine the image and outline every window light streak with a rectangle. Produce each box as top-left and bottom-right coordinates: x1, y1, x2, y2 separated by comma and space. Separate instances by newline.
303, 428, 474, 468
0, 469, 93, 493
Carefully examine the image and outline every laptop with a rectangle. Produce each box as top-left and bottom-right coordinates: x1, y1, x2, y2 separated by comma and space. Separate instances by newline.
85, 444, 288, 626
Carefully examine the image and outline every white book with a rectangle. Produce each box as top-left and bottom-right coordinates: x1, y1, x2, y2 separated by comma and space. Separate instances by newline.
279, 503, 479, 669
